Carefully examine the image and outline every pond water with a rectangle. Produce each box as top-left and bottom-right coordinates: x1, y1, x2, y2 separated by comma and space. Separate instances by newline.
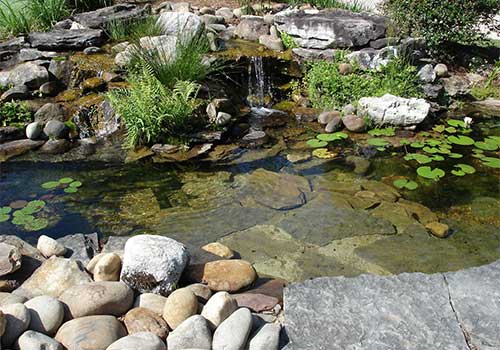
1, 115, 499, 282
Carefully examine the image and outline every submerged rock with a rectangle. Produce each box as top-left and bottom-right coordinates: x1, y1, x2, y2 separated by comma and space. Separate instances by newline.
357, 94, 430, 126
275, 9, 386, 49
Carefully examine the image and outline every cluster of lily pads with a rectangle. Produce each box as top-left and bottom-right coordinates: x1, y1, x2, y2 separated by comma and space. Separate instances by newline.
306, 132, 348, 159
0, 177, 83, 232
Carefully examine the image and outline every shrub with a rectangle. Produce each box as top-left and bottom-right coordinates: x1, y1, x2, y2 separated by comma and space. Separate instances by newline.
0, 101, 32, 127
128, 33, 217, 89
471, 61, 500, 100
0, 0, 33, 38
305, 54, 422, 109
281, 32, 298, 50
107, 67, 201, 149
106, 16, 162, 42
282, 0, 368, 12
382, 0, 500, 55
28, 0, 69, 29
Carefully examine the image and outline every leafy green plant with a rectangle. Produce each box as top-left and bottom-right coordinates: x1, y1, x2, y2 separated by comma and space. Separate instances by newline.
281, 32, 298, 50
282, 0, 368, 12
0, 0, 33, 38
108, 67, 202, 149
107, 16, 162, 43
471, 62, 500, 100
382, 0, 500, 57
368, 127, 395, 137
28, 0, 69, 30
393, 178, 418, 190
306, 56, 422, 109
68, 0, 112, 12
417, 166, 445, 180
451, 164, 476, 176
0, 101, 32, 126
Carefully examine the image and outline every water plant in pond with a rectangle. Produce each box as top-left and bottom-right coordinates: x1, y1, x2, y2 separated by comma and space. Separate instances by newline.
404, 153, 432, 164
0, 206, 11, 223
447, 135, 475, 146
481, 157, 500, 169
475, 139, 498, 151
306, 139, 328, 148
451, 164, 476, 177
316, 132, 348, 142
393, 178, 418, 191
312, 148, 337, 159
59, 177, 74, 184
367, 138, 390, 152
368, 127, 396, 137
416, 166, 445, 180
42, 181, 60, 189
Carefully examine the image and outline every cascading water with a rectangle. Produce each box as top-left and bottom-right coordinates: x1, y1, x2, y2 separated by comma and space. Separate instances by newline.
247, 56, 273, 107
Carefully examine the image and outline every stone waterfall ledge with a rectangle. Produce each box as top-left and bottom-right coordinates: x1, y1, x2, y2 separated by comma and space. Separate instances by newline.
283, 259, 500, 350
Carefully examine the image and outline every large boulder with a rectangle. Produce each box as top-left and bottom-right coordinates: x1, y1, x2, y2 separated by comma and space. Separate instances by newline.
24, 295, 64, 335
235, 16, 270, 41
274, 9, 386, 49
0, 62, 48, 89
0, 243, 22, 276
157, 12, 204, 41
13, 257, 92, 299
56, 233, 100, 265
107, 332, 166, 350
28, 29, 105, 51
0, 139, 44, 162
120, 235, 190, 295
16, 330, 63, 350
357, 94, 430, 126
72, 4, 148, 29
55, 315, 127, 350
59, 281, 134, 318
166, 315, 212, 350
1, 303, 31, 348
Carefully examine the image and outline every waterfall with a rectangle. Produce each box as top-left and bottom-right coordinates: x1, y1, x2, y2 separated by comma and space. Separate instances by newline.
247, 56, 272, 107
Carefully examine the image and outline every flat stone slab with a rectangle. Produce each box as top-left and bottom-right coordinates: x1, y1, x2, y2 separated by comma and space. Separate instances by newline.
284, 260, 500, 349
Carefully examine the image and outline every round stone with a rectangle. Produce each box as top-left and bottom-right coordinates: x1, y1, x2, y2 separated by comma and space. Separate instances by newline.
24, 295, 64, 335
425, 222, 450, 238
195, 260, 257, 292
133, 293, 167, 316
200, 291, 237, 329
59, 281, 133, 318
106, 332, 166, 350
0, 243, 22, 276
166, 315, 212, 350
0, 310, 5, 336
55, 315, 127, 350
17, 330, 63, 350
342, 114, 366, 132
124, 307, 169, 340
43, 120, 68, 140
37, 235, 67, 258
318, 111, 340, 125
1, 303, 31, 348
0, 292, 26, 306
212, 308, 252, 350
92, 253, 122, 282
163, 288, 198, 330
201, 242, 234, 259
247, 323, 281, 350
26, 122, 43, 140
185, 283, 213, 303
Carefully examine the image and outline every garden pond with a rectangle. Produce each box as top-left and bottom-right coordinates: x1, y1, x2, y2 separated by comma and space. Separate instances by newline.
0, 113, 499, 282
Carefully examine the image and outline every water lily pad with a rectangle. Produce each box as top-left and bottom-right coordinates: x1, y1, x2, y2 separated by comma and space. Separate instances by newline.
475, 140, 498, 151
445, 126, 457, 134
312, 148, 337, 159
70, 181, 82, 188
25, 200, 45, 212
433, 125, 445, 133
447, 119, 466, 128
0, 207, 11, 215
23, 218, 49, 232
481, 157, 500, 168
42, 181, 60, 189
393, 178, 418, 190
12, 214, 34, 225
399, 139, 410, 145
454, 164, 475, 175
307, 139, 328, 148
0, 214, 9, 223
432, 155, 445, 161
417, 166, 445, 180
448, 153, 463, 159
414, 154, 432, 164
448, 135, 475, 146
423, 146, 439, 154
368, 128, 395, 137
317, 132, 348, 142
367, 138, 389, 147
426, 140, 442, 147
64, 187, 78, 194
410, 142, 425, 148
59, 177, 74, 184
485, 136, 500, 146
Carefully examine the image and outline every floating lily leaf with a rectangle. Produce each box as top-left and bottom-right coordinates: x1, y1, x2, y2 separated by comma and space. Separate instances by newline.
432, 155, 445, 161
485, 136, 500, 146
317, 132, 348, 142
433, 125, 445, 133
414, 154, 432, 164
399, 139, 410, 145
64, 187, 78, 194
423, 146, 439, 154
25, 200, 46, 213
367, 138, 390, 147
307, 139, 328, 148
448, 135, 475, 146
393, 178, 418, 190
482, 157, 500, 168
472, 153, 486, 159
417, 166, 445, 180
445, 126, 457, 134
447, 119, 466, 128
376, 147, 386, 152
59, 177, 74, 184
12, 214, 34, 225
23, 218, 49, 232
454, 164, 476, 175
448, 153, 463, 159
420, 132, 431, 137
70, 181, 82, 188
437, 147, 451, 154
0, 214, 9, 223
473, 148, 484, 153
0, 207, 11, 215
475, 140, 498, 151
451, 170, 465, 176
426, 140, 442, 147
312, 148, 337, 159
368, 128, 395, 137
42, 181, 60, 189
410, 142, 425, 148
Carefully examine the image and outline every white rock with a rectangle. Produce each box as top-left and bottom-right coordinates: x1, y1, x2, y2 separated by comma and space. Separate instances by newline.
120, 235, 190, 295
166, 315, 212, 350
201, 291, 237, 329
24, 295, 64, 335
157, 12, 203, 41
91, 253, 122, 282
417, 64, 436, 83
248, 323, 281, 350
37, 235, 66, 258
1, 303, 31, 348
212, 308, 252, 350
134, 293, 167, 315
0, 292, 26, 306
17, 330, 63, 350
106, 332, 166, 350
0, 243, 22, 276
357, 94, 430, 126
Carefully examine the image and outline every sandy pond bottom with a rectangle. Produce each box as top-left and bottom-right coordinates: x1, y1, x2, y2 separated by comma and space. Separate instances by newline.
0, 141, 499, 282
